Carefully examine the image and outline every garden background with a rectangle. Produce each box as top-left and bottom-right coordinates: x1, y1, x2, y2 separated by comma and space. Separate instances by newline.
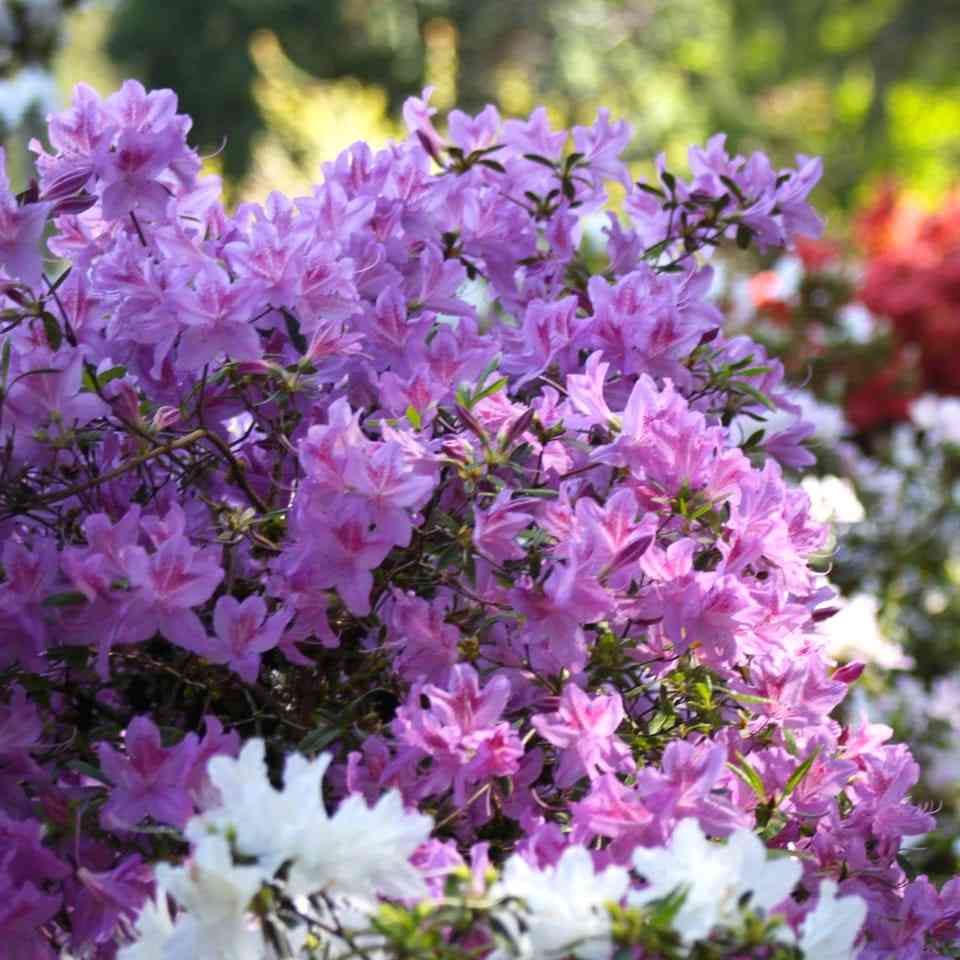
3, 1, 960, 955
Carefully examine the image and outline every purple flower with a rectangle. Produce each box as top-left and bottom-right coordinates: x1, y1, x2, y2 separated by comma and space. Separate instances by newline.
533, 684, 634, 788
0, 152, 50, 289
98, 716, 200, 829
193, 595, 292, 683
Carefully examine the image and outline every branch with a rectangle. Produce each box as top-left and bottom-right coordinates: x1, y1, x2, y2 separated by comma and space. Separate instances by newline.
27, 429, 208, 509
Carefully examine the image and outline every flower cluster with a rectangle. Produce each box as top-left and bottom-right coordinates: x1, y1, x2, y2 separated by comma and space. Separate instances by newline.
719, 199, 960, 884
726, 185, 960, 431
0, 80, 957, 958
119, 740, 867, 960
856, 185, 960, 400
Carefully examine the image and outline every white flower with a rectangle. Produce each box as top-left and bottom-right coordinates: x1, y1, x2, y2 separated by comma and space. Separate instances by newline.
791, 390, 850, 444
798, 880, 867, 960
117, 892, 175, 960
629, 819, 801, 944
188, 739, 432, 902
837, 303, 876, 344
0, 65, 59, 129
891, 423, 921, 467
773, 255, 803, 299
155, 834, 267, 960
287, 788, 432, 901
187, 739, 332, 874
801, 475, 865, 525
819, 592, 913, 670
910, 394, 960, 446
491, 845, 629, 960
129, 742, 433, 958
735, 390, 849, 454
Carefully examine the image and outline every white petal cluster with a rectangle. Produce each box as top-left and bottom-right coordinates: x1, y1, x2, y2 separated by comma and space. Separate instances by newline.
910, 394, 960, 446
629, 820, 867, 959
287, 789, 432, 901
800, 474, 865, 526
189, 739, 432, 902
798, 879, 868, 960
119, 740, 433, 960
117, 892, 175, 960
119, 771, 869, 960
820, 592, 913, 670
155, 835, 267, 960
491, 845, 629, 960
630, 819, 801, 943
188, 739, 333, 873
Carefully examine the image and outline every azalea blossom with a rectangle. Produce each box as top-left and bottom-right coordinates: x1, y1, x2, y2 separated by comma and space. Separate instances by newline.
630, 819, 802, 942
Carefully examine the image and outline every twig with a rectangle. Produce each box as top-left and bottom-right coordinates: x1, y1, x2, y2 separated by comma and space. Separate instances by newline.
200, 428, 269, 513
29, 429, 208, 508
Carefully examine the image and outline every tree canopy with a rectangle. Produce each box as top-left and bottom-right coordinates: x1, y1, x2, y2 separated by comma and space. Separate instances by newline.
105, 0, 960, 209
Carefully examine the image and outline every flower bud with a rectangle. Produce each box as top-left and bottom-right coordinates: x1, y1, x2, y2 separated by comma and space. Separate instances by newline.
832, 661, 865, 684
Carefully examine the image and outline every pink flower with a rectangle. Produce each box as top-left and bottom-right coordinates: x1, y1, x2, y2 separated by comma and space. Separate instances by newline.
286, 501, 394, 617
121, 534, 223, 653
472, 490, 533, 564
533, 684, 634, 788
98, 717, 199, 830
195, 595, 292, 683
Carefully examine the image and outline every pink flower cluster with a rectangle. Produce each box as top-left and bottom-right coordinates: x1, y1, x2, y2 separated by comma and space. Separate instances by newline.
0, 79, 957, 957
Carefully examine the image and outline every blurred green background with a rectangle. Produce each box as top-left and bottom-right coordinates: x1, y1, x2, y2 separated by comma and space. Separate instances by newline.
5, 0, 955, 220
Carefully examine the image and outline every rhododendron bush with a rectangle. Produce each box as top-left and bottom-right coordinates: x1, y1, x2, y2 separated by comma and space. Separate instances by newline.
722, 200, 960, 885
2, 80, 959, 959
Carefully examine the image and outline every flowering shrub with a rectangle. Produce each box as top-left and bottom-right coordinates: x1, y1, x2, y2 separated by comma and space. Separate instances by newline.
728, 185, 960, 432
857, 186, 960, 399
720, 210, 960, 884
1, 81, 958, 958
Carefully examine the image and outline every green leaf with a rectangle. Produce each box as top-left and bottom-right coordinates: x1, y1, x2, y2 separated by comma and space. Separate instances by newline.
522, 153, 557, 169
648, 709, 674, 735
66, 760, 112, 785
100, 365, 126, 385
40, 311, 62, 351
641, 238, 671, 260
42, 591, 88, 608
473, 354, 502, 391
455, 382, 472, 408
736, 223, 753, 249
281, 308, 308, 355
404, 404, 422, 430
636, 181, 665, 198
0, 337, 10, 392
782, 727, 800, 757
724, 688, 773, 706
728, 752, 767, 802
783, 747, 821, 798
471, 375, 508, 405
719, 174, 746, 204
731, 379, 777, 411
297, 725, 341, 754
47, 266, 72, 295
82, 360, 99, 393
